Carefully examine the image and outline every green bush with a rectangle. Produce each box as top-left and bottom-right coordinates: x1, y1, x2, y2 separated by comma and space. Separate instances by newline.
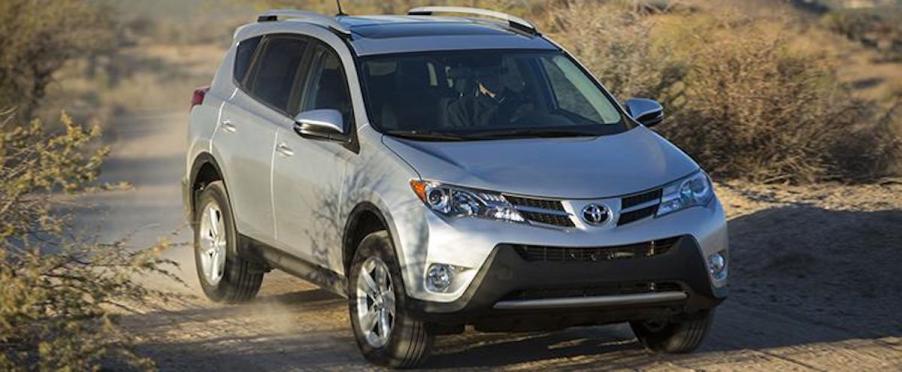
0, 112, 178, 370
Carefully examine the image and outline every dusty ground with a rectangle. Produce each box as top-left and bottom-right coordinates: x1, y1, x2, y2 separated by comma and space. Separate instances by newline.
71, 104, 902, 371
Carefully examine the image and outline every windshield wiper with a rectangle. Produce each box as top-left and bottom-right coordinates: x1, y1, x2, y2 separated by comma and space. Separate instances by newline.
386, 128, 601, 141
384, 130, 468, 141
472, 128, 601, 139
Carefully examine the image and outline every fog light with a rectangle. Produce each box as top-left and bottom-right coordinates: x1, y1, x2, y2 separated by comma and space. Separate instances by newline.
707, 252, 727, 281
426, 264, 455, 292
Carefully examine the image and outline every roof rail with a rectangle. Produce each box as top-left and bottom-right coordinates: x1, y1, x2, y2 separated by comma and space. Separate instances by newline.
407, 6, 538, 34
257, 9, 351, 35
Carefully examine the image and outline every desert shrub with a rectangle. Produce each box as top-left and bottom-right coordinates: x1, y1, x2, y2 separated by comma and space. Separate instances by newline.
0, 0, 115, 120
0, 112, 178, 370
822, 7, 902, 62
662, 13, 901, 182
544, 2, 900, 183
544, 1, 685, 100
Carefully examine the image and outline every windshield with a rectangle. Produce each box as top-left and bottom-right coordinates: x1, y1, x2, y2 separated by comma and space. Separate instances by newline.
359, 50, 631, 140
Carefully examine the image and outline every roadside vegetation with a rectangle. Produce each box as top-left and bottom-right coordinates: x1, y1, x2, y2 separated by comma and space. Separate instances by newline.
0, 0, 115, 121
0, 0, 178, 370
542, 0, 901, 183
0, 0, 900, 369
0, 112, 179, 370
818, 3, 901, 62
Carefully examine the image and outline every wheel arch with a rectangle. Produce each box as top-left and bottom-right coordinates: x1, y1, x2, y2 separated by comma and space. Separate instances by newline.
342, 202, 399, 275
189, 152, 227, 222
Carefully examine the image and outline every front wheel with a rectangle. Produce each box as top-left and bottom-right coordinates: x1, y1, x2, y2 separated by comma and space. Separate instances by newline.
348, 231, 434, 368
630, 310, 714, 353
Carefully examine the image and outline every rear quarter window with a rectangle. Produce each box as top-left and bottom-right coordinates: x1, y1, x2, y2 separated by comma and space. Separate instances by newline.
234, 36, 262, 86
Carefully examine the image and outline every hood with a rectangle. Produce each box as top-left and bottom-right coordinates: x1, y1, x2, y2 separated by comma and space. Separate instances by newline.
382, 127, 699, 199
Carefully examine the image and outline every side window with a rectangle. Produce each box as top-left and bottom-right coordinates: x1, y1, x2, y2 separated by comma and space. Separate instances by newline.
246, 36, 309, 113
299, 44, 354, 125
234, 36, 262, 86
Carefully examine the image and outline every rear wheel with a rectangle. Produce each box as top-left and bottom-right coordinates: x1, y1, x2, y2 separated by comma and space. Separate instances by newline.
630, 310, 714, 353
348, 231, 434, 368
193, 181, 263, 303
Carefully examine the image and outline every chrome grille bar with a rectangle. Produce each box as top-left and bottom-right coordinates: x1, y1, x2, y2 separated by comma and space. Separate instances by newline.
493, 291, 687, 310
620, 198, 660, 214
512, 205, 570, 217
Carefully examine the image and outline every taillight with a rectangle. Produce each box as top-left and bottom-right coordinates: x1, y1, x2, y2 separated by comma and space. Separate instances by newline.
191, 86, 210, 110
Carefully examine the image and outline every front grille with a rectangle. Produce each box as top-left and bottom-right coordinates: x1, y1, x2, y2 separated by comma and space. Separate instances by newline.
503, 187, 664, 228
503, 195, 566, 212
502, 281, 683, 301
617, 188, 662, 226
621, 189, 662, 210
504, 195, 574, 227
618, 205, 658, 225
512, 237, 679, 262
518, 211, 574, 227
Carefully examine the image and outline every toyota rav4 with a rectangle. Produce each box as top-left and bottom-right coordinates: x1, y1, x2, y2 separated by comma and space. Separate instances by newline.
184, 7, 729, 368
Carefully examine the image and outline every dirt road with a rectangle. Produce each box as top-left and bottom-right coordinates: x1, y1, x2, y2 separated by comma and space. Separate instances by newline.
78, 110, 902, 371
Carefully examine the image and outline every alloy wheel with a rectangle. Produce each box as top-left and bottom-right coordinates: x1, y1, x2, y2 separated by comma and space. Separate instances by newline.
355, 257, 396, 348
198, 201, 227, 286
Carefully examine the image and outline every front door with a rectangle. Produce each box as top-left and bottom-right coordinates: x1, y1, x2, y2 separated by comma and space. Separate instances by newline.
272, 42, 355, 270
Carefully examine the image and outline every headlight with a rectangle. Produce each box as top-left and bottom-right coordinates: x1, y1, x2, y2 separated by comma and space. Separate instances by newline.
657, 171, 714, 217
410, 180, 525, 222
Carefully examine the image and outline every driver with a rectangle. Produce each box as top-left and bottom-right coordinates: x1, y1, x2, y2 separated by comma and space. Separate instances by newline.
445, 70, 526, 129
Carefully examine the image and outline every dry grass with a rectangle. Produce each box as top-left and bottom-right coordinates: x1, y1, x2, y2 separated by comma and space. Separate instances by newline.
543, 1, 901, 183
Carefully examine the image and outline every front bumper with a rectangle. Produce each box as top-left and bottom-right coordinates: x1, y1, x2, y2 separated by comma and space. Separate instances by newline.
407, 235, 724, 329
394, 193, 729, 302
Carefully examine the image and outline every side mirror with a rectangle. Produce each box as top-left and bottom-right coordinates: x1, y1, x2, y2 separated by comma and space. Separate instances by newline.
293, 109, 346, 141
625, 98, 664, 127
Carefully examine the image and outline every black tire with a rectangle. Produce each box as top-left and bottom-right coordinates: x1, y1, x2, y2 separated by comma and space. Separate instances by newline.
630, 310, 714, 353
348, 231, 434, 369
193, 181, 263, 303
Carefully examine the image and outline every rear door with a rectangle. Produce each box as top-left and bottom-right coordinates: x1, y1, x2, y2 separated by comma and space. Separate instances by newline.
271, 42, 354, 270
216, 34, 310, 245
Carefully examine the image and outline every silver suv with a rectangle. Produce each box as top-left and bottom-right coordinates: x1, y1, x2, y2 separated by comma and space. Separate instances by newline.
184, 7, 728, 368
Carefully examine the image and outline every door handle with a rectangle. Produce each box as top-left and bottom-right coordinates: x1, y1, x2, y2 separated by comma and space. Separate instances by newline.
221, 120, 237, 133
276, 143, 294, 157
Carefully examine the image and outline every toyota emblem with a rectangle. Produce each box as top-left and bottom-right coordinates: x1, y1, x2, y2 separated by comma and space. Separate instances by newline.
581, 204, 610, 225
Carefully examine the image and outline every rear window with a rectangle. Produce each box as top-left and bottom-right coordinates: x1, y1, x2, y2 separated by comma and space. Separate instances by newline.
246, 36, 309, 113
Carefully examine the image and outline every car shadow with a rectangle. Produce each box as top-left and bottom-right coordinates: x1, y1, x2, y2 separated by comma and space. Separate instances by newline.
428, 326, 652, 369
713, 205, 902, 346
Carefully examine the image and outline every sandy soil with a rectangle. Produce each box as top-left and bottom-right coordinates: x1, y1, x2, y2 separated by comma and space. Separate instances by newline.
69, 107, 902, 371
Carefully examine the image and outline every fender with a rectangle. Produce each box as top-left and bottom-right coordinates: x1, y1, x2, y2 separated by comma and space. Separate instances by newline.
343, 202, 403, 274
189, 152, 254, 262
187, 152, 229, 223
